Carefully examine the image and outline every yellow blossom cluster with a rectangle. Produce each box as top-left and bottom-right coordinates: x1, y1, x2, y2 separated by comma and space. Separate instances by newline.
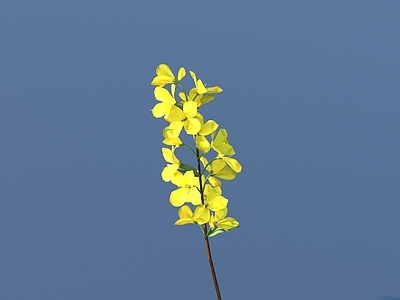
151, 64, 241, 237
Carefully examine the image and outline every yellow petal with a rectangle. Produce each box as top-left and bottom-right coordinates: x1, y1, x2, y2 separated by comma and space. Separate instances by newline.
207, 196, 228, 211
187, 187, 201, 205
156, 64, 174, 77
183, 101, 198, 119
196, 79, 208, 94
208, 176, 222, 187
200, 120, 218, 136
163, 122, 183, 139
184, 118, 201, 135
193, 206, 210, 224
189, 71, 197, 85
214, 165, 236, 180
154, 87, 176, 104
162, 137, 183, 146
211, 160, 225, 173
178, 205, 193, 218
215, 144, 235, 156
183, 170, 195, 183
199, 94, 214, 106
177, 67, 186, 81
161, 164, 179, 182
165, 106, 185, 123
174, 218, 195, 225
207, 186, 222, 199
171, 172, 185, 187
151, 103, 169, 118
206, 86, 223, 93
195, 136, 211, 153
162, 148, 173, 163
216, 217, 239, 230
169, 188, 188, 207
224, 157, 242, 173
162, 147, 180, 164
215, 207, 228, 220
214, 129, 228, 145
151, 75, 173, 86
200, 156, 209, 169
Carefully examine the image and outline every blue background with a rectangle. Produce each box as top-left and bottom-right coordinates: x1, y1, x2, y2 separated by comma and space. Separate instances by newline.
1, 1, 399, 299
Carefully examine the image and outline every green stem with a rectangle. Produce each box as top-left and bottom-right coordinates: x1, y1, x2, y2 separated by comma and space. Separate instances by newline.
196, 148, 222, 300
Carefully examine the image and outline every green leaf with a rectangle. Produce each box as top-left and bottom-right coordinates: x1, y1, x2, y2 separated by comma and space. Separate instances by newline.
207, 227, 227, 238
178, 164, 200, 176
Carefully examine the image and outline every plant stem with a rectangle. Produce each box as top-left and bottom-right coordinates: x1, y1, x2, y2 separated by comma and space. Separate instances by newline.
203, 225, 222, 300
196, 148, 222, 300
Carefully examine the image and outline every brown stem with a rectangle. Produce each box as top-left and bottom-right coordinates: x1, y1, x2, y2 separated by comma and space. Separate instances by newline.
196, 148, 222, 300
204, 225, 222, 299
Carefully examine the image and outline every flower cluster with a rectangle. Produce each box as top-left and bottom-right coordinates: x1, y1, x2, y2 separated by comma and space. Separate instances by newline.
151, 64, 241, 237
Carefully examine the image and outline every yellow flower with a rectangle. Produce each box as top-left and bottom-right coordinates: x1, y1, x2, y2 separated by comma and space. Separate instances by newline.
209, 207, 239, 231
151, 86, 176, 119
200, 155, 241, 183
174, 205, 210, 225
211, 128, 235, 156
194, 113, 219, 153
151, 64, 186, 86
174, 185, 228, 227
162, 122, 183, 146
165, 103, 201, 135
169, 171, 201, 207
161, 147, 180, 183
189, 71, 208, 94
189, 71, 223, 96
203, 185, 228, 211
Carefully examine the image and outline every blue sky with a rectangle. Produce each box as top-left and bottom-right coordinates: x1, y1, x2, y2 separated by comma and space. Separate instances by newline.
1, 1, 399, 299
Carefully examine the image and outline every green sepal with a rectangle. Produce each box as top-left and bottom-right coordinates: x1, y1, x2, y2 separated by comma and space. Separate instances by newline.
174, 102, 183, 110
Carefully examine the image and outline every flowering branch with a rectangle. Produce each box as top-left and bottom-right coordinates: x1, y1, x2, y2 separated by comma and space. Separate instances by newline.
150, 64, 242, 299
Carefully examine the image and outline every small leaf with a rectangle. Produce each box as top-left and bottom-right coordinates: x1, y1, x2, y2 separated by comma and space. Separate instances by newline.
179, 164, 199, 176
207, 227, 227, 238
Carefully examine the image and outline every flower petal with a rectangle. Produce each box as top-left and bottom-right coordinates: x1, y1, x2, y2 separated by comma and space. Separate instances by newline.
216, 217, 239, 230
154, 86, 176, 104
156, 64, 174, 77
177, 67, 186, 81
193, 206, 210, 224
195, 136, 211, 153
169, 188, 188, 207
184, 118, 201, 135
183, 101, 198, 118
196, 79, 208, 94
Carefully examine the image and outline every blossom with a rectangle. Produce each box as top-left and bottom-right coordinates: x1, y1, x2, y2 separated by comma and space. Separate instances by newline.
162, 122, 183, 146
151, 86, 176, 119
200, 156, 242, 183
161, 147, 180, 183
179, 88, 216, 108
151, 64, 186, 86
195, 113, 219, 153
211, 128, 235, 156
203, 185, 228, 211
174, 205, 210, 225
151, 64, 240, 237
165, 102, 201, 135
189, 71, 208, 94
174, 185, 228, 226
169, 171, 201, 207
211, 156, 242, 179
189, 71, 223, 96
209, 207, 239, 232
